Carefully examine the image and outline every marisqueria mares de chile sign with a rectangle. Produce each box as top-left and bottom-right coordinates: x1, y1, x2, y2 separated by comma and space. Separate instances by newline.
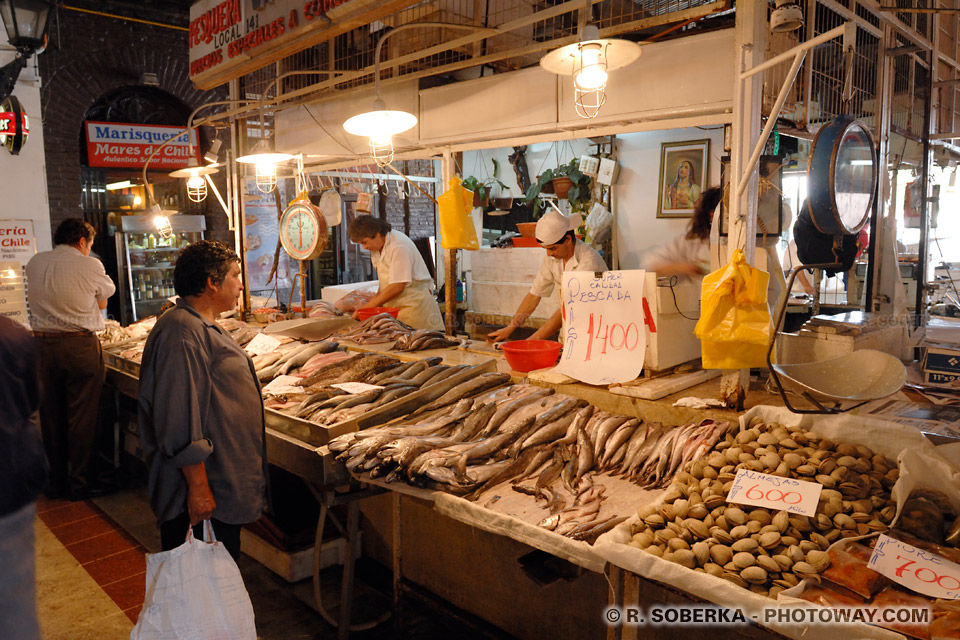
188, 0, 420, 90
84, 122, 201, 169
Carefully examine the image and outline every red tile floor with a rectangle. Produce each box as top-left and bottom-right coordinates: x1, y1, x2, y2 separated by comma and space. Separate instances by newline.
36, 495, 147, 623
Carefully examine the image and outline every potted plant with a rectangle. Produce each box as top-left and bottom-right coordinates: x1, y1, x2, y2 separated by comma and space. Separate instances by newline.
461, 158, 509, 208
523, 159, 594, 217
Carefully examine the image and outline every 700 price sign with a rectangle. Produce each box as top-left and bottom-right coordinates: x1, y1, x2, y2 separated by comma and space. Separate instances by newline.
870, 534, 960, 599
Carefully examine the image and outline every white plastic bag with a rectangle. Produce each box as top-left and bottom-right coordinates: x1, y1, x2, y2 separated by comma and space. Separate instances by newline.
585, 202, 613, 247
130, 522, 256, 640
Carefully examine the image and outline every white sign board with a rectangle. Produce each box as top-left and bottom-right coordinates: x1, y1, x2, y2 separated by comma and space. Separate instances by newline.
0, 219, 35, 266
726, 469, 823, 516
244, 332, 281, 356
869, 534, 960, 600
261, 374, 303, 395
550, 270, 646, 385
0, 261, 29, 327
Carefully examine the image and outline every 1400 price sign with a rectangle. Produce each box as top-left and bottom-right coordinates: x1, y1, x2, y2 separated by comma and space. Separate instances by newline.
551, 270, 646, 385
585, 313, 641, 361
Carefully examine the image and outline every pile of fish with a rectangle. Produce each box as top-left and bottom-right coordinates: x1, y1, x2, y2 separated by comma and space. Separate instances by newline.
328, 383, 735, 540
253, 340, 346, 381
338, 313, 414, 344
308, 301, 344, 319
277, 358, 475, 425
626, 417, 900, 598
394, 329, 461, 351
336, 313, 460, 352
219, 317, 261, 347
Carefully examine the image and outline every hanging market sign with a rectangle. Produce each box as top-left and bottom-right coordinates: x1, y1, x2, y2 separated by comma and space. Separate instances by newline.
0, 260, 29, 327
84, 122, 201, 169
0, 96, 30, 156
188, 0, 423, 90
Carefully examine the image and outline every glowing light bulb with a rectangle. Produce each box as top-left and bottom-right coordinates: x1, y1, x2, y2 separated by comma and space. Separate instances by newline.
133, 195, 142, 207
153, 215, 173, 239
186, 170, 207, 203
255, 160, 278, 193
575, 43, 608, 90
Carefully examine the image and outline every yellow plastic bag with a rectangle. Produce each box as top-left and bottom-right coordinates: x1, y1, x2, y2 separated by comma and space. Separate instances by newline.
437, 177, 479, 250
694, 249, 772, 369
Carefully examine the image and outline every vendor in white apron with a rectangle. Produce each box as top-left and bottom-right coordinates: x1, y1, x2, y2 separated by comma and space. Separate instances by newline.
487, 210, 607, 343
348, 216, 444, 331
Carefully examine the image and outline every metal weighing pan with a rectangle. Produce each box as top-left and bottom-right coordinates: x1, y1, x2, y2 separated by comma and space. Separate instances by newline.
264, 317, 356, 341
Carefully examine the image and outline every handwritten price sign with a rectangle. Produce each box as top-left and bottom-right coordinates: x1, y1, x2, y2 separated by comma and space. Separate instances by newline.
551, 270, 646, 385
244, 332, 282, 356
726, 469, 823, 516
869, 534, 960, 600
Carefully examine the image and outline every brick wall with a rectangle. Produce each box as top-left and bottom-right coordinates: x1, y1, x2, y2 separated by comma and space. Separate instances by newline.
381, 159, 436, 241
38, 7, 228, 242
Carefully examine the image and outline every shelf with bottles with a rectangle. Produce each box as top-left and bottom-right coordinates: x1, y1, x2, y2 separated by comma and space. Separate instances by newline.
131, 266, 174, 271
130, 247, 182, 253
127, 231, 201, 252
131, 272, 177, 302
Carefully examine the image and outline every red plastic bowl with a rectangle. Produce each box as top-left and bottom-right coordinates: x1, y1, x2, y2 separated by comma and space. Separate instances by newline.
357, 306, 399, 320
500, 339, 563, 372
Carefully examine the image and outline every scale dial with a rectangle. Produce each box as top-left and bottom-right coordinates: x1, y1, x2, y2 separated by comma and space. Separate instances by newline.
808, 115, 877, 235
279, 202, 328, 261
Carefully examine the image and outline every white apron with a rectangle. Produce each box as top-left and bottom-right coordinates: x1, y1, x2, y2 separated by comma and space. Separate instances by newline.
376, 268, 444, 331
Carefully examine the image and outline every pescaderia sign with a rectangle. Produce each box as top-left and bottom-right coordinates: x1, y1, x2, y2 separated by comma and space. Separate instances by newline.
188, 0, 422, 90
84, 122, 201, 169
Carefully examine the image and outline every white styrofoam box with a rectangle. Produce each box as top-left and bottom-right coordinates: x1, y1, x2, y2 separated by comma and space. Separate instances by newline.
643, 272, 701, 371
470, 282, 559, 320
469, 247, 546, 283
597, 157, 620, 186
320, 280, 378, 303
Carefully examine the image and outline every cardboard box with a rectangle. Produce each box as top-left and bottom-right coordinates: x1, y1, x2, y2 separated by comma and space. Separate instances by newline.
923, 371, 960, 386
923, 343, 960, 374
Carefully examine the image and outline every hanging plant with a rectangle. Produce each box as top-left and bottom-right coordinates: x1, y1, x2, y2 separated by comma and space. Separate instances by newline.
461, 158, 509, 208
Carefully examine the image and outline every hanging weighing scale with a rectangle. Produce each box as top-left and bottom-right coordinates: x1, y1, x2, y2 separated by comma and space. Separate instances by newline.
766, 114, 905, 414
279, 192, 329, 318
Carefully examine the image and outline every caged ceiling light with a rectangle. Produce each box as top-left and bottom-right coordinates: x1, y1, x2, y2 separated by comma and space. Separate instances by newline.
540, 23, 641, 119
236, 137, 293, 193
344, 22, 495, 166
169, 158, 218, 203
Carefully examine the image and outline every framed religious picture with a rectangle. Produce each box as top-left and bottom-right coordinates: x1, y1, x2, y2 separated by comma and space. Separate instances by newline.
657, 139, 710, 218
718, 155, 784, 238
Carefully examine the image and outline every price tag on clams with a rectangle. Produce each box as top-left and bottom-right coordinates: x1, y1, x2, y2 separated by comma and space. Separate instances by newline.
726, 469, 823, 516
550, 269, 646, 385
244, 332, 282, 356
331, 382, 383, 394
869, 534, 960, 600
261, 375, 302, 395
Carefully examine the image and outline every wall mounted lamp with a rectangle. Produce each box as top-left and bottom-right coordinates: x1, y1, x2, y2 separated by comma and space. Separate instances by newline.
169, 158, 218, 203
0, 0, 53, 103
770, 0, 804, 33
539, 3, 641, 119
343, 22, 496, 166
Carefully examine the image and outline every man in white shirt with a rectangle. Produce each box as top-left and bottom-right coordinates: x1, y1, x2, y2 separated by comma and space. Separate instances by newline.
488, 210, 607, 342
26, 218, 116, 500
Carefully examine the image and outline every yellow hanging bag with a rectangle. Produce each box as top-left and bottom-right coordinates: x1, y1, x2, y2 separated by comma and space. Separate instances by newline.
437, 177, 479, 250
694, 249, 772, 369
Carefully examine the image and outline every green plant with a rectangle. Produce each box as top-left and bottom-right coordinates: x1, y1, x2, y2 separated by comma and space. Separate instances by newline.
524, 159, 594, 217
461, 158, 508, 205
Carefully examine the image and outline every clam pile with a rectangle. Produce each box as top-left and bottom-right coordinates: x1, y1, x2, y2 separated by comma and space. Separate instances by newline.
627, 418, 900, 598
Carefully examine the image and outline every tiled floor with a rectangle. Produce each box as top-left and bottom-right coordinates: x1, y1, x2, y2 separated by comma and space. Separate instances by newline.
34, 487, 513, 639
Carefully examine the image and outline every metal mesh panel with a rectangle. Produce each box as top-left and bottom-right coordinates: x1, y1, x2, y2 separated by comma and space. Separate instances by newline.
234, 0, 726, 103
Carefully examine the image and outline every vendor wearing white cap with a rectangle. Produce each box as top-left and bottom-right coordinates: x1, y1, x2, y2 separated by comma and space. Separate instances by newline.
487, 210, 607, 342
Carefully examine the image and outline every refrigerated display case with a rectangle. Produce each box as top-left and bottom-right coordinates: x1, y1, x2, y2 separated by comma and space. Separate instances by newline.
115, 215, 205, 325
